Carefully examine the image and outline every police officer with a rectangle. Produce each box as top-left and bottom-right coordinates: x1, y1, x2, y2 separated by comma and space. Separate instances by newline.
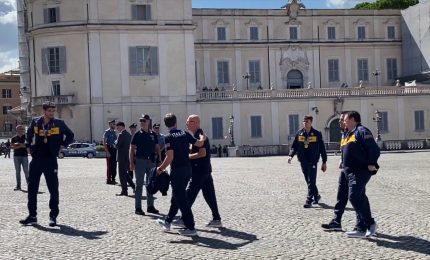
156, 113, 206, 237
103, 119, 118, 185
322, 111, 350, 230
341, 111, 380, 238
19, 101, 74, 227
152, 123, 166, 163
115, 121, 135, 196
128, 123, 137, 179
288, 115, 327, 208
129, 114, 160, 215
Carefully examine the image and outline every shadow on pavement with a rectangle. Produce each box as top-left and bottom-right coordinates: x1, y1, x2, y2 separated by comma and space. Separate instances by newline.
169, 227, 258, 250
317, 202, 354, 211
33, 224, 108, 240
367, 233, 430, 256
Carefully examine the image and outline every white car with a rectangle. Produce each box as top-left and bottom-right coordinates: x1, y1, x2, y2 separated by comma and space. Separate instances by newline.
58, 143, 97, 159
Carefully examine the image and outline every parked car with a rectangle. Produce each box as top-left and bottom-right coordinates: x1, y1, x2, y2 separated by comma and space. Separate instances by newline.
58, 143, 97, 159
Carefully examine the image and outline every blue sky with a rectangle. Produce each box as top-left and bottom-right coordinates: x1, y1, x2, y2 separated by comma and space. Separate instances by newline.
0, 0, 372, 73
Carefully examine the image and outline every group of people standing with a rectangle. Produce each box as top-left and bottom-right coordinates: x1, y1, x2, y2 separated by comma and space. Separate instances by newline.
288, 111, 380, 238
102, 113, 222, 236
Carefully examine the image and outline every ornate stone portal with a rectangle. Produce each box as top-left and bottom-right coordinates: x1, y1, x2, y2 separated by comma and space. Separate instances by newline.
280, 46, 310, 89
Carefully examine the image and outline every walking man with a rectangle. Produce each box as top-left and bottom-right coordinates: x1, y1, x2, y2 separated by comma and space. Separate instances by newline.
115, 121, 135, 196
341, 111, 380, 238
19, 101, 74, 226
288, 115, 327, 208
4, 139, 11, 158
11, 125, 29, 191
129, 114, 160, 215
103, 120, 118, 185
156, 113, 206, 236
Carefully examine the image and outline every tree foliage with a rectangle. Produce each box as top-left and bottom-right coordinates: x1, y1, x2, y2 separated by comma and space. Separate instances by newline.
353, 0, 419, 10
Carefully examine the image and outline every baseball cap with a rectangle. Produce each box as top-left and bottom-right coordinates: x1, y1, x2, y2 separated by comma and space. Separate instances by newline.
153, 123, 160, 128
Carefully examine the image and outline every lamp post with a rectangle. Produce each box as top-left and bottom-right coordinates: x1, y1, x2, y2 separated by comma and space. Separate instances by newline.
229, 115, 235, 147
243, 73, 251, 90
373, 110, 382, 141
372, 69, 380, 87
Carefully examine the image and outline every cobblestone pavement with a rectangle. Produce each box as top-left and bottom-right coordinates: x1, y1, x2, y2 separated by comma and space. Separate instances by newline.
1, 152, 430, 259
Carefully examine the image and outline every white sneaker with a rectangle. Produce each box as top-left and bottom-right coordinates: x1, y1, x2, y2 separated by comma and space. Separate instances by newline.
156, 219, 171, 232
177, 228, 198, 237
365, 222, 377, 237
346, 229, 366, 238
206, 220, 223, 228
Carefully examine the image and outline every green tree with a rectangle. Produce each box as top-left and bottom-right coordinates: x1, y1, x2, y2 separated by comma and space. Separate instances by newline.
353, 0, 419, 9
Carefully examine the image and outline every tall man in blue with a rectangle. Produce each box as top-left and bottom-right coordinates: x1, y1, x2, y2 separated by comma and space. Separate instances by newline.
288, 115, 327, 208
156, 113, 206, 237
341, 111, 380, 238
103, 120, 118, 185
19, 101, 74, 226
129, 114, 160, 215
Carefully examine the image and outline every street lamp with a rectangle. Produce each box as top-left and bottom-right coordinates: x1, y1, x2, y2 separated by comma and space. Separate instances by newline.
243, 73, 251, 90
372, 69, 380, 87
373, 110, 382, 141
229, 115, 235, 147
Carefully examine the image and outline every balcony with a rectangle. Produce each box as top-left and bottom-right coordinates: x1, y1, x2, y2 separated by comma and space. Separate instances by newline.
197, 85, 430, 101
32, 95, 75, 107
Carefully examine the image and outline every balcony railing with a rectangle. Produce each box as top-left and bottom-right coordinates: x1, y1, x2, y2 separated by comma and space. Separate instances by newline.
197, 86, 430, 101
31, 95, 75, 107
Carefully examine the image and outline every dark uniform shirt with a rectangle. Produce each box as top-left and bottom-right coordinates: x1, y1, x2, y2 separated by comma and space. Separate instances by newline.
341, 124, 380, 173
190, 128, 212, 173
131, 130, 158, 161
11, 135, 28, 157
289, 127, 327, 164
103, 129, 117, 147
164, 128, 197, 169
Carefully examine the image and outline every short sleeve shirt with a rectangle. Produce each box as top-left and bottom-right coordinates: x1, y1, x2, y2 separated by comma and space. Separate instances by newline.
11, 135, 28, 157
190, 129, 211, 173
103, 129, 117, 146
131, 130, 158, 161
164, 128, 197, 169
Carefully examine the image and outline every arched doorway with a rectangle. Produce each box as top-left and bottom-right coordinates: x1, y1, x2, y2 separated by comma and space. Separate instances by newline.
329, 119, 341, 143
287, 70, 303, 89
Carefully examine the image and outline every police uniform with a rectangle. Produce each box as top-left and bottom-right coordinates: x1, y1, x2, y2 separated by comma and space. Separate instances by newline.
164, 128, 198, 231
25, 116, 74, 220
289, 127, 327, 204
103, 124, 118, 184
341, 123, 380, 231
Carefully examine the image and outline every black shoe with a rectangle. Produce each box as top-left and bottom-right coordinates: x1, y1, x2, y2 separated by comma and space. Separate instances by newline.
322, 220, 342, 231
303, 200, 313, 208
135, 209, 145, 215
147, 206, 159, 214
106, 180, 114, 185
19, 216, 37, 225
49, 217, 57, 227
14, 186, 21, 191
313, 194, 321, 204
116, 193, 128, 196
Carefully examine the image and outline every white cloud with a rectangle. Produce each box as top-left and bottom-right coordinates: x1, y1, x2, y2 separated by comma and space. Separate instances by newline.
326, 0, 375, 8
0, 51, 19, 73
0, 0, 17, 24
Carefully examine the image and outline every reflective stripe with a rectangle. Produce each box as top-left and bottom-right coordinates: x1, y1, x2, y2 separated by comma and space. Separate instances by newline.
341, 134, 357, 147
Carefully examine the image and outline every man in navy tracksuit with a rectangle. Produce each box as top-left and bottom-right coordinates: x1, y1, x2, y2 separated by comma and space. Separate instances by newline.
288, 115, 327, 208
155, 113, 206, 237
341, 111, 380, 238
19, 102, 74, 227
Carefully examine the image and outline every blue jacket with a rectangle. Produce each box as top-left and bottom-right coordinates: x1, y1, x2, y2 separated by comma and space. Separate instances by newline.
146, 167, 170, 196
289, 127, 327, 164
26, 116, 74, 158
341, 124, 380, 173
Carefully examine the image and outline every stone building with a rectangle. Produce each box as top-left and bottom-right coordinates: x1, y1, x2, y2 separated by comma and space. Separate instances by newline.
0, 71, 20, 135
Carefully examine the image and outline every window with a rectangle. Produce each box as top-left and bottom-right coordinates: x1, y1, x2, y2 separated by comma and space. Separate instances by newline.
387, 26, 395, 39
415, 111, 425, 131
217, 61, 229, 84
357, 26, 366, 40
212, 117, 224, 139
357, 59, 369, 81
2, 106, 12, 115
250, 27, 259, 40
289, 114, 299, 136
129, 46, 159, 76
41, 47, 66, 74
4, 123, 13, 132
217, 27, 226, 41
379, 111, 389, 133
2, 89, 12, 98
250, 116, 262, 138
386, 58, 398, 82
327, 26, 336, 40
328, 59, 339, 82
249, 60, 261, 84
43, 7, 59, 23
131, 4, 151, 21
289, 27, 298, 40
51, 81, 61, 96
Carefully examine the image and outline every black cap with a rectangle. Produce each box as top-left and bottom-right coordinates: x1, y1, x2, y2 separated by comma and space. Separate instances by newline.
139, 114, 151, 120
108, 119, 116, 124
129, 123, 137, 128
153, 123, 160, 128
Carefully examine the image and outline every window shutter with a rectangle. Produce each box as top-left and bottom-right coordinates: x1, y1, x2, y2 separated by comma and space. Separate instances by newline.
59, 46, 67, 73
149, 47, 158, 75
129, 47, 137, 75
55, 7, 60, 22
131, 5, 137, 20
146, 5, 152, 20
43, 9, 48, 23
41, 48, 48, 74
